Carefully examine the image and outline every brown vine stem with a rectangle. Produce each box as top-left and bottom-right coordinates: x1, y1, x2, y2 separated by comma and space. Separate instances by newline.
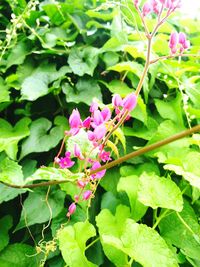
1, 124, 200, 189
150, 53, 200, 64
90, 124, 200, 175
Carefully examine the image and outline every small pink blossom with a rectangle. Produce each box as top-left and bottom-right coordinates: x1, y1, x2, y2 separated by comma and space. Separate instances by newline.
93, 110, 104, 127
88, 130, 96, 141
91, 161, 106, 179
90, 101, 98, 113
142, 2, 152, 16
74, 195, 79, 202
93, 124, 107, 140
59, 152, 75, 169
178, 32, 186, 45
101, 107, 111, 122
69, 109, 82, 129
74, 143, 84, 160
99, 150, 111, 162
122, 93, 137, 112
83, 190, 92, 200
77, 180, 86, 188
112, 94, 123, 108
169, 31, 179, 48
83, 117, 91, 129
67, 202, 76, 217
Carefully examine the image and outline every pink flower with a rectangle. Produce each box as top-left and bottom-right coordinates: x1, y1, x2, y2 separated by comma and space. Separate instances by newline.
88, 130, 96, 141
142, 2, 152, 16
59, 152, 75, 169
101, 107, 111, 122
69, 109, 82, 129
83, 190, 92, 200
151, 0, 160, 14
169, 31, 179, 48
93, 110, 104, 127
77, 180, 86, 188
90, 101, 98, 113
99, 150, 111, 162
93, 124, 107, 140
67, 202, 76, 217
74, 143, 84, 160
122, 93, 137, 112
112, 94, 123, 108
91, 161, 106, 179
178, 32, 186, 45
83, 117, 91, 129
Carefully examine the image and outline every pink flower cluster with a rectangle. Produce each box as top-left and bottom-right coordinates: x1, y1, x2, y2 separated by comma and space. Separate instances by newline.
169, 31, 190, 54
55, 92, 137, 217
137, 0, 181, 17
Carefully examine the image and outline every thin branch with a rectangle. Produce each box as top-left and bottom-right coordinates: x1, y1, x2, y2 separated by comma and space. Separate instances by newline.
1, 124, 200, 189
90, 124, 200, 175
150, 53, 200, 64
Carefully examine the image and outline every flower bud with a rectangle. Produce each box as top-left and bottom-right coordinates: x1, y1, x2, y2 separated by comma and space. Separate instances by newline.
83, 190, 92, 200
112, 94, 123, 108
77, 180, 86, 188
67, 203, 76, 217
101, 107, 111, 122
69, 109, 82, 129
122, 93, 137, 112
178, 32, 186, 45
142, 2, 152, 16
169, 31, 179, 48
93, 124, 107, 140
83, 117, 91, 129
74, 143, 84, 160
93, 110, 104, 126
90, 101, 98, 113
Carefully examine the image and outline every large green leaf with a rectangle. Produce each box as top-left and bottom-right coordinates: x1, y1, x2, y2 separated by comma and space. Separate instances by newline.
62, 79, 102, 106
138, 172, 183, 212
0, 244, 39, 267
57, 221, 97, 267
117, 175, 147, 221
20, 63, 71, 101
154, 93, 184, 126
0, 157, 24, 185
68, 46, 99, 76
20, 116, 68, 159
120, 219, 179, 267
159, 200, 200, 260
97, 207, 178, 267
96, 205, 130, 267
0, 215, 13, 252
164, 152, 200, 189
0, 118, 31, 160
15, 187, 65, 231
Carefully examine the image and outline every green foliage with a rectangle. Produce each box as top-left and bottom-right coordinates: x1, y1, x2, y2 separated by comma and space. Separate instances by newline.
0, 0, 199, 266
58, 221, 97, 267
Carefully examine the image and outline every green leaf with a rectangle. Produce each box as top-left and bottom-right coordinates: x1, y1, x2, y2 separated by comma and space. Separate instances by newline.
101, 80, 133, 97
0, 157, 24, 185
159, 200, 200, 260
0, 244, 39, 267
100, 167, 121, 195
163, 152, 200, 189
62, 79, 102, 106
0, 118, 31, 160
155, 93, 184, 126
120, 219, 179, 267
0, 184, 26, 204
20, 116, 67, 159
6, 40, 32, 69
130, 96, 148, 124
57, 221, 97, 267
15, 187, 65, 231
96, 205, 131, 267
102, 52, 119, 68
68, 47, 99, 76
0, 77, 10, 103
117, 175, 147, 221
101, 192, 121, 214
107, 61, 145, 80
138, 172, 183, 212
0, 215, 13, 252
25, 166, 83, 184
20, 62, 71, 101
